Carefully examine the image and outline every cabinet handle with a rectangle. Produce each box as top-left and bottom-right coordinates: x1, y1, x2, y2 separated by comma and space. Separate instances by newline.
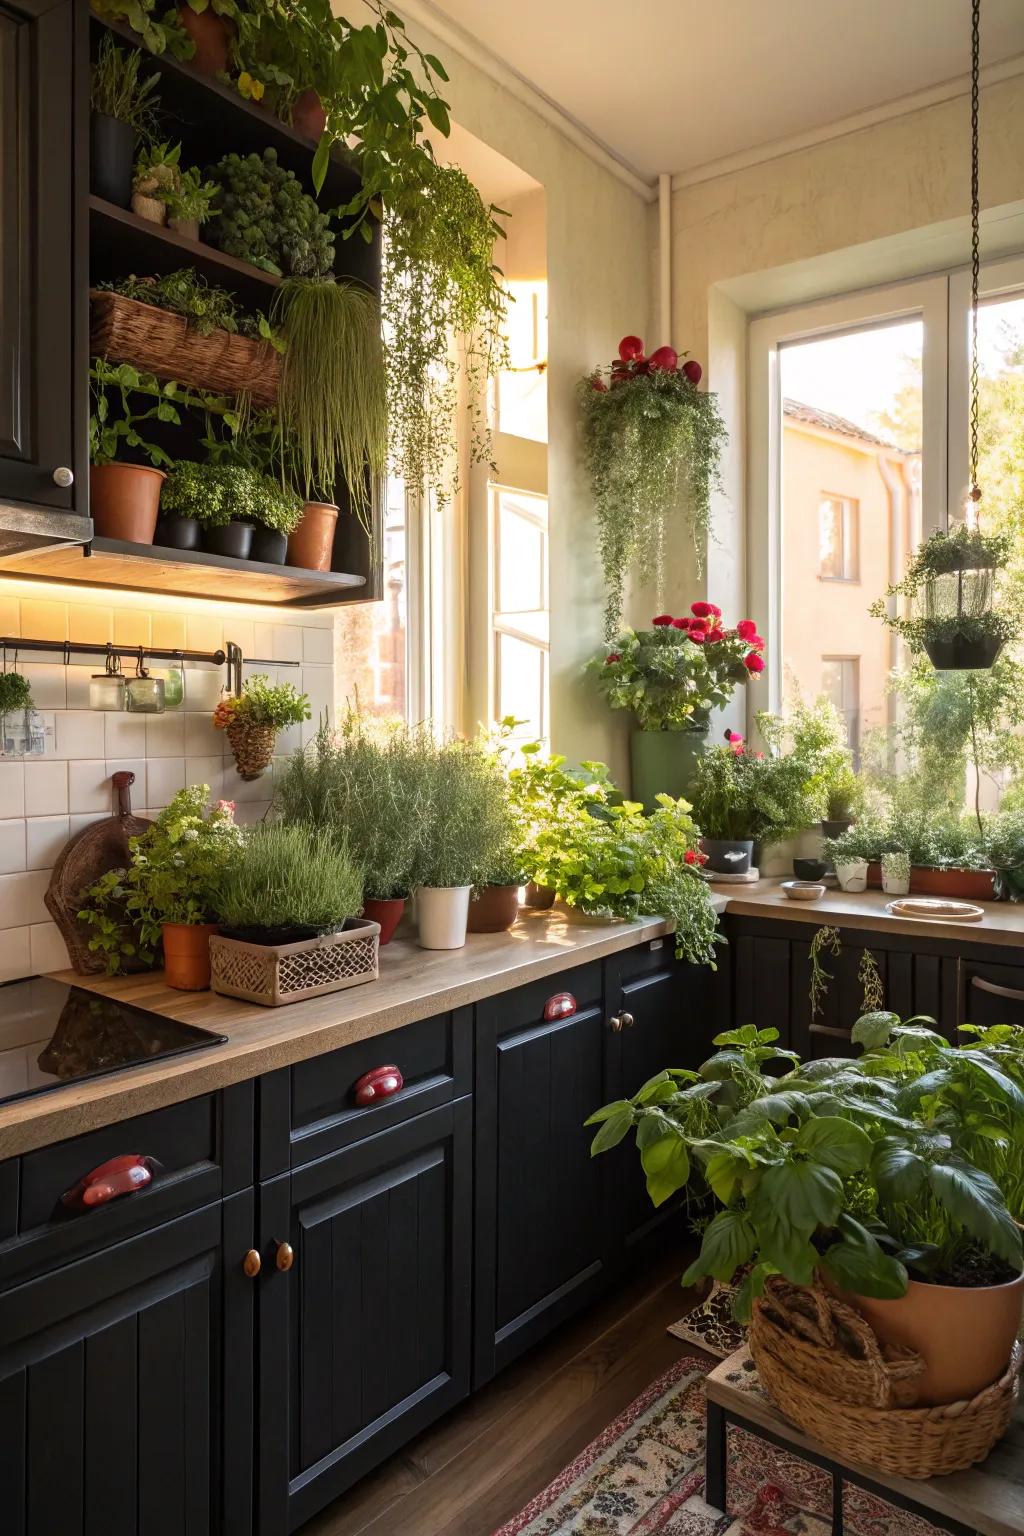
609, 1012, 635, 1033
52, 466, 74, 488
972, 976, 1024, 1004
352, 1064, 403, 1105
242, 1249, 261, 1278
275, 1241, 295, 1273
60, 1153, 156, 1213
543, 992, 577, 1021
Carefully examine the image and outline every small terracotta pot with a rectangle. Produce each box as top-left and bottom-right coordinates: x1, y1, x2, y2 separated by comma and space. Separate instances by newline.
169, 215, 200, 241
291, 88, 327, 141
161, 921, 218, 991
362, 896, 406, 945
467, 884, 521, 933
90, 463, 165, 543
523, 882, 555, 910
910, 866, 996, 901
848, 1270, 1024, 1406
287, 502, 338, 571
178, 4, 233, 74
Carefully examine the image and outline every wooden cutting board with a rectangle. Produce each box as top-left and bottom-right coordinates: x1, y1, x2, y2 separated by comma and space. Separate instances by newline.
45, 771, 153, 974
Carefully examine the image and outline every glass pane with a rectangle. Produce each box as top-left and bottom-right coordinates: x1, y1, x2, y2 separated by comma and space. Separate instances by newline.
497, 633, 545, 740
779, 319, 923, 745
334, 477, 407, 719
497, 280, 548, 443
497, 493, 546, 613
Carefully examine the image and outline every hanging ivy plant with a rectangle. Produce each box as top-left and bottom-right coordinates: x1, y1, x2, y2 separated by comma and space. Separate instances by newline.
382, 162, 508, 505
580, 335, 728, 638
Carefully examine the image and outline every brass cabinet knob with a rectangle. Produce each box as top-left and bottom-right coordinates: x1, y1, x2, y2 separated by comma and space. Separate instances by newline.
242, 1249, 261, 1278
52, 466, 74, 488
621, 1011, 635, 1029
275, 1241, 295, 1272
609, 1012, 635, 1032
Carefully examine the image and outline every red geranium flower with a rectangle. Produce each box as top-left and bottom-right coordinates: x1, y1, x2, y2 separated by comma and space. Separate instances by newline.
705, 627, 725, 643
605, 652, 620, 664
749, 634, 766, 650
744, 652, 765, 673
688, 629, 706, 644
736, 618, 758, 640
690, 600, 714, 617
670, 617, 690, 629
726, 730, 743, 743
684, 848, 709, 866
652, 614, 674, 627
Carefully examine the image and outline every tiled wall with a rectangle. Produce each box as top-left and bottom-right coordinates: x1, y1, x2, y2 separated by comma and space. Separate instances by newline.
0, 580, 336, 981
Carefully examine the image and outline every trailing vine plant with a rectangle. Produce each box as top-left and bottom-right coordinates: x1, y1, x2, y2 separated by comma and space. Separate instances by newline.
580, 335, 728, 637
807, 924, 841, 1020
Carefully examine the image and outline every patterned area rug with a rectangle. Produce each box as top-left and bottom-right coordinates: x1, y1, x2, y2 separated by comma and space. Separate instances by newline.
667, 1283, 745, 1360
492, 1356, 944, 1536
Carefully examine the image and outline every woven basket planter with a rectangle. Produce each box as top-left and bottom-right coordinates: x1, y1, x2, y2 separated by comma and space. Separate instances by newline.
90, 290, 280, 407
210, 917, 380, 1006
750, 1279, 1021, 1477
226, 718, 275, 780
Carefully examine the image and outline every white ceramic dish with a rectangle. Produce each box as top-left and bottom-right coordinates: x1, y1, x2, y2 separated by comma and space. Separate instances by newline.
782, 880, 826, 902
885, 897, 985, 923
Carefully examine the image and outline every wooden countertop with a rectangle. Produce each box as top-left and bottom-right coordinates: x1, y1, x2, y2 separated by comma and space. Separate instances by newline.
713, 878, 1024, 947
0, 909, 680, 1159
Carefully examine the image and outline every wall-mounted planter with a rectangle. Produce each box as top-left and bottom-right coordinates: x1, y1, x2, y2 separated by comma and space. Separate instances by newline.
90, 463, 165, 543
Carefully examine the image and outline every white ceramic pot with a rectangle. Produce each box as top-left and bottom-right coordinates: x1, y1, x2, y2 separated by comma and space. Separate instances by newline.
835, 858, 869, 893
881, 869, 911, 896
416, 885, 472, 949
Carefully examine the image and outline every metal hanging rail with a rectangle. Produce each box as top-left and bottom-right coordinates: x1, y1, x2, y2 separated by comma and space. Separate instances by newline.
0, 637, 301, 698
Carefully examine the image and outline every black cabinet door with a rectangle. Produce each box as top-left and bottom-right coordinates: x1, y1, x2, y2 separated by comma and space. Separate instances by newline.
473, 979, 609, 1386
0, 1196, 254, 1536
0, 0, 81, 517
789, 932, 956, 1058
958, 959, 1024, 1030
258, 1099, 472, 1535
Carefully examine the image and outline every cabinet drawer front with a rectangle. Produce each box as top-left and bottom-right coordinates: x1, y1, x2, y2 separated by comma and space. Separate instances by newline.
0, 1085, 253, 1287
263, 1007, 471, 1172
478, 960, 603, 1034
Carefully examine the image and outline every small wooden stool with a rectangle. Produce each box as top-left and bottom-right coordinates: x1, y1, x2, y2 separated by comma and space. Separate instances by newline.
705, 1347, 1023, 1536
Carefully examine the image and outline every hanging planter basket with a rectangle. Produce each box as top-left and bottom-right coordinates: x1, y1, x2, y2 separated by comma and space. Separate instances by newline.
871, 529, 1014, 675
922, 629, 1005, 671
226, 719, 276, 780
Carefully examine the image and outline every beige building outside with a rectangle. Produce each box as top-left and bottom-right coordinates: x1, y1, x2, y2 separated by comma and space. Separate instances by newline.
781, 400, 921, 761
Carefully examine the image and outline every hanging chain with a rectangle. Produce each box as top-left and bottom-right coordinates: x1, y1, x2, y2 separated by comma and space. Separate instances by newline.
968, 0, 982, 506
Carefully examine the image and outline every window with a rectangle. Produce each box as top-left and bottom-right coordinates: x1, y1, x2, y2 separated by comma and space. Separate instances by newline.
495, 280, 548, 443
334, 477, 408, 719
492, 487, 549, 745
822, 656, 861, 764
818, 495, 859, 581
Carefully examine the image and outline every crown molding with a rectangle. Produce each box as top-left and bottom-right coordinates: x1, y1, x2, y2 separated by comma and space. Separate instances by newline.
672, 53, 1024, 191
392, 0, 657, 201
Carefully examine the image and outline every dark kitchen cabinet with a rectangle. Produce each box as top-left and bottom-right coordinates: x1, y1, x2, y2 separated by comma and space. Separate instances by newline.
0, 1195, 255, 1536
958, 958, 1024, 1030
257, 1098, 472, 1534
0, 0, 89, 548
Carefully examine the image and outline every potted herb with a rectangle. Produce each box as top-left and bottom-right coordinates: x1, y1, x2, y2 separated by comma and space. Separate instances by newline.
160, 461, 302, 561
90, 36, 160, 207
0, 669, 35, 757
176, 0, 238, 75
880, 849, 911, 895
274, 715, 429, 944
210, 823, 377, 1005
213, 675, 310, 781
165, 165, 218, 240
155, 458, 211, 549
986, 807, 1024, 901
688, 734, 816, 874
411, 737, 510, 950
870, 526, 1015, 672
89, 360, 175, 543
822, 765, 861, 839
467, 845, 526, 934
77, 787, 240, 990
504, 746, 615, 912
248, 475, 304, 564
590, 608, 765, 808
131, 140, 183, 226
580, 336, 727, 636
205, 149, 335, 278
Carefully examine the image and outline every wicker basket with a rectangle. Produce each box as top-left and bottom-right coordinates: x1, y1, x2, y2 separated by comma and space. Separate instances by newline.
90, 289, 280, 407
210, 918, 380, 1006
750, 1281, 1022, 1478
226, 718, 275, 780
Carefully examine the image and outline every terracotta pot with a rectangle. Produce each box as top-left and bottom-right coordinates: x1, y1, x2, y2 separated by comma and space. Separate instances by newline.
90, 463, 165, 543
523, 881, 555, 910
467, 884, 521, 934
910, 866, 995, 901
161, 921, 218, 991
178, 4, 233, 75
848, 1270, 1024, 1406
362, 896, 405, 945
287, 502, 338, 571
291, 88, 327, 141
866, 860, 882, 888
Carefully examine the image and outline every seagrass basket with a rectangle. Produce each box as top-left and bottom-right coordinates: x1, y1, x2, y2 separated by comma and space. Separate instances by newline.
750, 1279, 1021, 1477
90, 290, 280, 407
226, 719, 275, 780
210, 918, 380, 1006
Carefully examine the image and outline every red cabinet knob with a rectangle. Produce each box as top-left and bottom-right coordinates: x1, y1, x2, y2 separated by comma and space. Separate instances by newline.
61, 1154, 155, 1213
543, 992, 577, 1021
352, 1065, 404, 1106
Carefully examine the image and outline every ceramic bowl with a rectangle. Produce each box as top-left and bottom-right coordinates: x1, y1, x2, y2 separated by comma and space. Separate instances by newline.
782, 880, 826, 902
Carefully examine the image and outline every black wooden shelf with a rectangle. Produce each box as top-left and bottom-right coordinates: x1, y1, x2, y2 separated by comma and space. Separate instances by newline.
0, 537, 366, 610
90, 195, 282, 308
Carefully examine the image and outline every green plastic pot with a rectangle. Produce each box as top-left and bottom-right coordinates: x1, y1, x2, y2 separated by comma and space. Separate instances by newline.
630, 727, 708, 812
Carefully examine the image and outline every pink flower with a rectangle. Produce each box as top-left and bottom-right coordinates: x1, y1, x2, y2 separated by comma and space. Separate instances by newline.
690, 601, 714, 617
705, 627, 725, 643
652, 614, 674, 627
736, 618, 758, 640
215, 798, 236, 816
744, 652, 765, 673
605, 652, 621, 664
726, 730, 743, 743
688, 629, 706, 645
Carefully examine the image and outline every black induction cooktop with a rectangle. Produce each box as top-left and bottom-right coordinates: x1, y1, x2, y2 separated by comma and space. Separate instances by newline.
0, 976, 227, 1108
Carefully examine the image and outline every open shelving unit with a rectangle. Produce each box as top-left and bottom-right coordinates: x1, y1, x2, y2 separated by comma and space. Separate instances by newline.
5, 9, 381, 609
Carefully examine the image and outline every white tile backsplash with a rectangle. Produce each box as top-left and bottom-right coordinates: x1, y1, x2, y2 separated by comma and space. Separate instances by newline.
0, 589, 331, 979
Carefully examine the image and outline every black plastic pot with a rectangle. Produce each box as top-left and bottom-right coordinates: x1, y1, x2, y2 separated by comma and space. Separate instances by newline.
90, 112, 134, 208
203, 521, 253, 560
794, 857, 828, 881
922, 631, 1004, 671
821, 818, 854, 840
249, 526, 288, 565
700, 838, 754, 874
154, 512, 201, 551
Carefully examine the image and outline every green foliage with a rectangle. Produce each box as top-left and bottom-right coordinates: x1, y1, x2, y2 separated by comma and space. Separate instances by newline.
869, 525, 1017, 658
382, 163, 508, 507
579, 364, 728, 637
89, 359, 179, 468
217, 822, 362, 933
823, 800, 990, 872
0, 671, 33, 715
90, 0, 193, 59
759, 695, 861, 824
161, 461, 303, 532
985, 805, 1024, 900
90, 35, 160, 136
205, 149, 335, 277
132, 140, 219, 226
225, 674, 310, 729
411, 736, 510, 891
98, 270, 283, 345
77, 787, 241, 971
272, 278, 386, 525
689, 739, 817, 845
908, 525, 1010, 577
589, 609, 763, 731
274, 714, 430, 901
